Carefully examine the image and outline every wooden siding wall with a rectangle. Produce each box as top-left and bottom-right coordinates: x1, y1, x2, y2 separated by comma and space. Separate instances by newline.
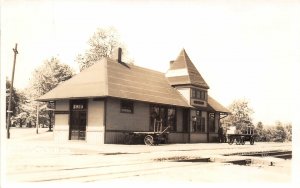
175, 87, 190, 104
54, 100, 69, 143
105, 98, 187, 144
209, 133, 219, 143
105, 98, 150, 144
106, 98, 150, 131
168, 133, 189, 143
190, 133, 207, 143
105, 131, 126, 144
86, 99, 105, 144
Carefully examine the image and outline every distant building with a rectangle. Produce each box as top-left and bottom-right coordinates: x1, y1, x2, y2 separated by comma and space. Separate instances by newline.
37, 49, 230, 144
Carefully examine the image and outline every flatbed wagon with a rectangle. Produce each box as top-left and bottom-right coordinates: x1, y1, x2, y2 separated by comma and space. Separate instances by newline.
123, 126, 170, 146
227, 133, 255, 145
226, 126, 256, 145
124, 131, 169, 145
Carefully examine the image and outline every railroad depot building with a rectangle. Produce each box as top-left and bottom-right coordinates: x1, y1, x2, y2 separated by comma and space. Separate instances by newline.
38, 49, 230, 144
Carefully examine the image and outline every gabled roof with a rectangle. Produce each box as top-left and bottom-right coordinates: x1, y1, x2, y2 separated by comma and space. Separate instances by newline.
37, 60, 108, 101
38, 51, 229, 113
166, 49, 209, 89
37, 58, 191, 108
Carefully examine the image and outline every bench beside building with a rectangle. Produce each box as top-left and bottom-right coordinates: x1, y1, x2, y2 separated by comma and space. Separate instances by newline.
37, 49, 230, 144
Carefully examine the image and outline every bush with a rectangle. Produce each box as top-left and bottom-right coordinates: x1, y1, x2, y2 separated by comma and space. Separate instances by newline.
254, 121, 292, 142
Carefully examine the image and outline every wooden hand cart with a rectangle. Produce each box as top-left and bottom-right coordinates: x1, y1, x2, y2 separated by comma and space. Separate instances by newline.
227, 133, 256, 145
124, 126, 170, 146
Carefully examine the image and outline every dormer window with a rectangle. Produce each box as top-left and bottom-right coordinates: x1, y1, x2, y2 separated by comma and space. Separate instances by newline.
192, 89, 196, 98
197, 90, 202, 99
191, 88, 206, 100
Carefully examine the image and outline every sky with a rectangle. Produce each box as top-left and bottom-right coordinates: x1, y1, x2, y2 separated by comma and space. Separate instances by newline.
1, 0, 300, 125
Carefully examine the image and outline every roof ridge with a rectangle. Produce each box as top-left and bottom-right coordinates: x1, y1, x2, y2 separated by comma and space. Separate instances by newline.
107, 57, 165, 75
181, 49, 192, 84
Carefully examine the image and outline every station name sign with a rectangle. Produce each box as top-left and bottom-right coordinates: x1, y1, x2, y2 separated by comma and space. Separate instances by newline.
190, 99, 207, 107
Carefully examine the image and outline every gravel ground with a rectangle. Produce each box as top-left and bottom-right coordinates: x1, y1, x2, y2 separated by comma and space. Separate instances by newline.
2, 128, 294, 187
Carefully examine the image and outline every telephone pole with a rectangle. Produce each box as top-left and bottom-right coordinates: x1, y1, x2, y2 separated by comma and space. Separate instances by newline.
7, 43, 18, 139
36, 104, 39, 134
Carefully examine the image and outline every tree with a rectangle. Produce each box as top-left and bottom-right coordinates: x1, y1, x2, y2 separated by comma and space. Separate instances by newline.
273, 121, 287, 142
27, 57, 74, 128
6, 79, 21, 116
284, 123, 292, 141
264, 126, 275, 142
225, 99, 254, 133
258, 121, 292, 142
255, 121, 265, 141
30, 57, 74, 97
76, 26, 131, 71
6, 79, 28, 127
12, 112, 28, 128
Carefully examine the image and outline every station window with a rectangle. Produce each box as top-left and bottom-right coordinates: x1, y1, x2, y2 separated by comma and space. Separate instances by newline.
191, 89, 196, 98
192, 110, 205, 133
209, 113, 215, 132
191, 88, 206, 100
150, 105, 176, 132
120, 100, 134, 113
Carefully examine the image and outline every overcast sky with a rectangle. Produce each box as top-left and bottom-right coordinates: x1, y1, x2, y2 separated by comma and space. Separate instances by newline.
1, 0, 300, 125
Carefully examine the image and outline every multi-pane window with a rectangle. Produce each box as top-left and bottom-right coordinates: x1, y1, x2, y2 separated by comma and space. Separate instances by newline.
201, 91, 205, 99
150, 105, 176, 132
192, 110, 205, 133
192, 117, 205, 133
191, 88, 206, 100
192, 89, 196, 98
209, 113, 215, 132
120, 100, 134, 113
196, 90, 201, 99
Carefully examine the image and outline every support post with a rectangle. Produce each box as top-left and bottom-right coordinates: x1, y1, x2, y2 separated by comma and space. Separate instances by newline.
48, 111, 52, 132
36, 104, 39, 134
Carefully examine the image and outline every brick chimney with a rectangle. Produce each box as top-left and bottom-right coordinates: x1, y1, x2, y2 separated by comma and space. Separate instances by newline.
118, 48, 122, 64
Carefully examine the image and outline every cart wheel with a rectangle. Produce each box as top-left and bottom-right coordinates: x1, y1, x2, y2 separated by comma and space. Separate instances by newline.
241, 137, 245, 145
144, 135, 154, 146
250, 137, 255, 145
228, 138, 234, 145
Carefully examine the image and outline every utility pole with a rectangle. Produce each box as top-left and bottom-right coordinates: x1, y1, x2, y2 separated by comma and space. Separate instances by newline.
36, 104, 39, 134
7, 43, 18, 139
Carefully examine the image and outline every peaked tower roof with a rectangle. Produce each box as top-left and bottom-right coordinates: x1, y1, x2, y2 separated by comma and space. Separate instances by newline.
166, 49, 209, 89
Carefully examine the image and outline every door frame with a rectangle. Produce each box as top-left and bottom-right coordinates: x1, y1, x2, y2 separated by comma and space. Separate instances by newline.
69, 99, 88, 140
